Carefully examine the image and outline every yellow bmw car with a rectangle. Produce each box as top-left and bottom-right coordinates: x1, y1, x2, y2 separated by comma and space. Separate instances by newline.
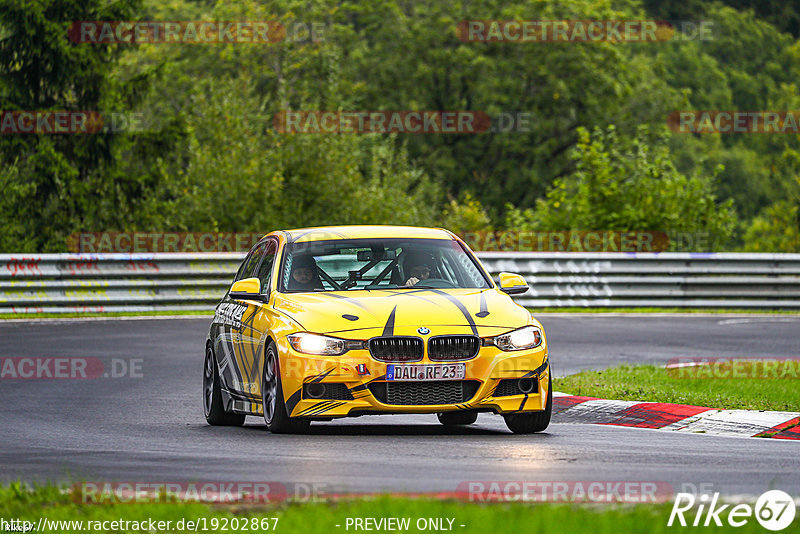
203, 225, 551, 434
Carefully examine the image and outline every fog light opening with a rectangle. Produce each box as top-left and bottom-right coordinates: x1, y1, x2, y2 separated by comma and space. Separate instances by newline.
305, 383, 326, 399
518, 378, 535, 394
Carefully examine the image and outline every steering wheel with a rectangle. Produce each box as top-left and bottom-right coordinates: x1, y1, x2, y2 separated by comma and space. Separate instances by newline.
411, 278, 456, 288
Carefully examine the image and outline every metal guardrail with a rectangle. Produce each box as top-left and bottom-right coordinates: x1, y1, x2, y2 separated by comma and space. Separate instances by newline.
478, 252, 800, 308
2, 252, 800, 313
0, 253, 242, 314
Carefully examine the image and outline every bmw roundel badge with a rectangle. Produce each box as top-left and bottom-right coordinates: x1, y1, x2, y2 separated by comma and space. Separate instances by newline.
417, 327, 430, 335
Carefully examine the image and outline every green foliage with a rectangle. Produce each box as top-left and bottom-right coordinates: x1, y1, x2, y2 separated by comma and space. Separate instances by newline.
158, 77, 442, 232
440, 194, 492, 235
742, 199, 800, 252
643, 0, 800, 38
2, 0, 800, 251
505, 127, 736, 250
741, 146, 800, 251
325, 0, 683, 211
0, 160, 36, 251
640, 5, 800, 246
0, 0, 191, 251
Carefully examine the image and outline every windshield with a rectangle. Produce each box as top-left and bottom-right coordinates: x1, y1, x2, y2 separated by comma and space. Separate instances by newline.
279, 238, 491, 292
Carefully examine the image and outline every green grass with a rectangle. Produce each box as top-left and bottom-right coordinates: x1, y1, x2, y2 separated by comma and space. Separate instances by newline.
554, 364, 800, 411
1, 484, 796, 534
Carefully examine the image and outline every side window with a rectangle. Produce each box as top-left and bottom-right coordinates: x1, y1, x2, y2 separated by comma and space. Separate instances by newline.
255, 240, 278, 294
235, 242, 267, 283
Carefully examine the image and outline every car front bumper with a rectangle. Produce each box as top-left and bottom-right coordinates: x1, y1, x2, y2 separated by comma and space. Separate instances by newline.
276, 332, 550, 419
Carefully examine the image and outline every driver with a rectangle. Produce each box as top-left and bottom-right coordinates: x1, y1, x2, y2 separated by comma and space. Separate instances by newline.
289, 255, 323, 291
403, 251, 436, 287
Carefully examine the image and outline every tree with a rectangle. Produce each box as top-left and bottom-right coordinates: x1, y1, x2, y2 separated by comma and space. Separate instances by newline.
0, 0, 182, 251
742, 201, 800, 252
742, 149, 800, 251
505, 126, 736, 250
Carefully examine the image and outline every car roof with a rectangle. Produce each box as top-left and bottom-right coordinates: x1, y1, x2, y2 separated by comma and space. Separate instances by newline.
277, 225, 455, 243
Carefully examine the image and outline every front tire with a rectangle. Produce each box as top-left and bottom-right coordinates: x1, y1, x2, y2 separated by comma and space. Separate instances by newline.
262, 342, 309, 434
203, 345, 245, 426
503, 374, 552, 434
437, 411, 478, 426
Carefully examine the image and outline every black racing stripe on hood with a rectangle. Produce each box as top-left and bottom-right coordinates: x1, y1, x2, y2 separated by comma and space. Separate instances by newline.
476, 291, 489, 318
384, 290, 445, 306
426, 289, 479, 336
382, 306, 397, 336
317, 292, 371, 310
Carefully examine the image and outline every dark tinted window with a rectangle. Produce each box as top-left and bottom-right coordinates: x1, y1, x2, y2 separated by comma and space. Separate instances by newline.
235, 241, 267, 283
280, 238, 490, 292
255, 240, 278, 294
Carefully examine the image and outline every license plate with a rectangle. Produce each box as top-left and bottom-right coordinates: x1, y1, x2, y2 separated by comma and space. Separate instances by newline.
386, 363, 466, 381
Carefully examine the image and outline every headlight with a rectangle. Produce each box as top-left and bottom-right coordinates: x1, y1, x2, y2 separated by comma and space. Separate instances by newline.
287, 333, 359, 355
490, 325, 542, 351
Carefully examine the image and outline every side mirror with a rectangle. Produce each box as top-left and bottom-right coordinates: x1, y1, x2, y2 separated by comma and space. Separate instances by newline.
498, 272, 530, 295
229, 277, 267, 301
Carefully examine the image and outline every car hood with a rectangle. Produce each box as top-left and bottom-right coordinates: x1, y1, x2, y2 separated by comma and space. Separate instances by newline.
272, 288, 530, 338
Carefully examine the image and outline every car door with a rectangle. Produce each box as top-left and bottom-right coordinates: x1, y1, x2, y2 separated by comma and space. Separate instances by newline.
231, 238, 279, 401
213, 240, 268, 400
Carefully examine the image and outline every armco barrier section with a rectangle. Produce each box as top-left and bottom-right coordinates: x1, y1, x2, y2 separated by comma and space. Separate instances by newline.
1, 252, 800, 313
478, 252, 800, 308
0, 253, 243, 314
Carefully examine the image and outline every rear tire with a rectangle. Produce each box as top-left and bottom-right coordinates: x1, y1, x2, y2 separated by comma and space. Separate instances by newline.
262, 342, 310, 434
503, 374, 552, 434
437, 411, 478, 426
203, 345, 246, 426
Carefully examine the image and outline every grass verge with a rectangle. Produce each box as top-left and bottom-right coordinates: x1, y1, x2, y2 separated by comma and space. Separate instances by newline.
1, 484, 795, 534
554, 364, 800, 411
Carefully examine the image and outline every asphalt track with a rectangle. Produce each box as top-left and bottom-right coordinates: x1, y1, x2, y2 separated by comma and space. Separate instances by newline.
1, 315, 798, 497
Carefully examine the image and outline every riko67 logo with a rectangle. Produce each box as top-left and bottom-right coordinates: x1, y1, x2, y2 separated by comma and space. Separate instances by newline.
669, 490, 796, 530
